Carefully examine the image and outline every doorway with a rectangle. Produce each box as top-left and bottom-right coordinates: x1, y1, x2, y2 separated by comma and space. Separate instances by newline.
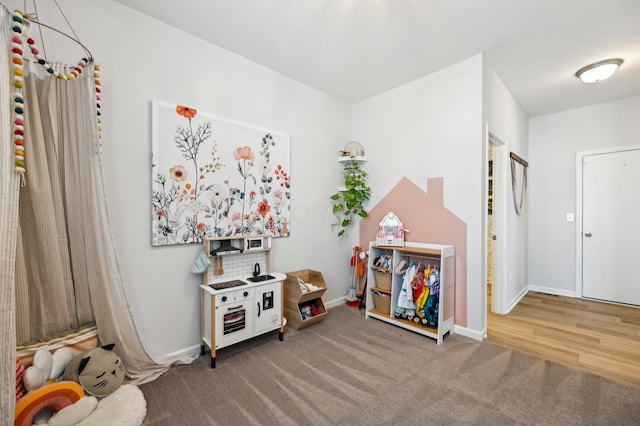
486, 130, 506, 324
577, 145, 640, 305
487, 144, 495, 311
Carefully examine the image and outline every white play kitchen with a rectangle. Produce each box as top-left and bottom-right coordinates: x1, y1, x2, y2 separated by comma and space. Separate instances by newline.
199, 236, 284, 368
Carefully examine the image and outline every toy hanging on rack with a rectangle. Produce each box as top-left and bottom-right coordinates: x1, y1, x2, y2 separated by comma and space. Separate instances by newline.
413, 265, 432, 323
422, 268, 440, 328
410, 264, 425, 302
394, 261, 417, 320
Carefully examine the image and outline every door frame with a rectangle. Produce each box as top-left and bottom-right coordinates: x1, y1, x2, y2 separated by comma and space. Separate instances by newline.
575, 144, 640, 297
484, 125, 507, 337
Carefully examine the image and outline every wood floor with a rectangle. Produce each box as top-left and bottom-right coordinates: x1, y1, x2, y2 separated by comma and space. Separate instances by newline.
486, 288, 640, 388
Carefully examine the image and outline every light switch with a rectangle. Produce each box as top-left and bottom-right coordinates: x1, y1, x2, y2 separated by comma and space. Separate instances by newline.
566, 213, 574, 222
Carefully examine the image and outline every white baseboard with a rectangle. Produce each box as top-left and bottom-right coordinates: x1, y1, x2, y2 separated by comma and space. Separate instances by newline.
325, 296, 349, 309
453, 325, 484, 341
528, 285, 576, 298
505, 285, 530, 314
151, 345, 200, 365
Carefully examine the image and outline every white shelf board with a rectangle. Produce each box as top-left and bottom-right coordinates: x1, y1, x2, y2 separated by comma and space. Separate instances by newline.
337, 156, 367, 163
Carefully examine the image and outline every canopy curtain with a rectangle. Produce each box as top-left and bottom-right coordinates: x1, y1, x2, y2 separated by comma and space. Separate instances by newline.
2, 5, 189, 421
0, 5, 21, 420
16, 68, 179, 379
15, 70, 95, 342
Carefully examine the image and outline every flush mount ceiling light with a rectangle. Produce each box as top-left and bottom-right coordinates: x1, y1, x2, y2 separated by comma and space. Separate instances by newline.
575, 58, 623, 83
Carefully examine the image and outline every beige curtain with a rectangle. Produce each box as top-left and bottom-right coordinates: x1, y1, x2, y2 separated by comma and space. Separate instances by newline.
2, 6, 192, 423
14, 61, 177, 383
15, 72, 94, 342
1, 4, 20, 421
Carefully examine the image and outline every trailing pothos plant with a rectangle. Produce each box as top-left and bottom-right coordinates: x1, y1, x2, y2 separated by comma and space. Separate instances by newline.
330, 157, 371, 237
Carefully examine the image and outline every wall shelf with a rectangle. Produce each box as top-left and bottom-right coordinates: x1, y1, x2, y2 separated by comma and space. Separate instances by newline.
337, 156, 367, 163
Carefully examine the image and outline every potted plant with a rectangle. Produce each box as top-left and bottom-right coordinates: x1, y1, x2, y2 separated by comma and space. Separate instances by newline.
330, 157, 371, 237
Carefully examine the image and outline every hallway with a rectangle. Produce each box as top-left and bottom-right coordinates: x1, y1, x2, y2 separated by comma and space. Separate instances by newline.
487, 291, 640, 388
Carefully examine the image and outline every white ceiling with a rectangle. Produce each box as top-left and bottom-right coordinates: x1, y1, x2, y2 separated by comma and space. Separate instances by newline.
114, 0, 640, 117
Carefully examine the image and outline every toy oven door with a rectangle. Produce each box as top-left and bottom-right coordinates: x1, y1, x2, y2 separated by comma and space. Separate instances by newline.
215, 302, 253, 349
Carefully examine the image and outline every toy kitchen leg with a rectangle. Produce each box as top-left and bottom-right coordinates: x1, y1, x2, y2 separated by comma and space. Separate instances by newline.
209, 309, 216, 369
200, 288, 205, 355
279, 289, 285, 341
208, 295, 217, 368
199, 287, 218, 368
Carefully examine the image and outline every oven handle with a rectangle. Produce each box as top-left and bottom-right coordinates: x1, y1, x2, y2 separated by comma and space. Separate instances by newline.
226, 305, 244, 312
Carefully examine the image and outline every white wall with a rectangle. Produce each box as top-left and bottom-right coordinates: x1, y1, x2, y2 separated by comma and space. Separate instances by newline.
7, 0, 352, 358
528, 95, 640, 294
5, 0, 550, 354
351, 55, 485, 332
482, 60, 530, 315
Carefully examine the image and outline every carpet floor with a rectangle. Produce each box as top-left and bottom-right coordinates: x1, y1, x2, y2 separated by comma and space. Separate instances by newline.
140, 305, 640, 425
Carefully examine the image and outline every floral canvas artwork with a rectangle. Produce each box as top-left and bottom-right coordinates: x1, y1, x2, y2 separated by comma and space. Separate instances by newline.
151, 99, 291, 246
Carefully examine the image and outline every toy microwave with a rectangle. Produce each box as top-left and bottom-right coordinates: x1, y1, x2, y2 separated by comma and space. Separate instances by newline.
243, 236, 271, 252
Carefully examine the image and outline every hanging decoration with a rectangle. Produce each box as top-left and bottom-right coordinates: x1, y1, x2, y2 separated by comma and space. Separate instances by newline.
509, 152, 528, 215
94, 64, 102, 141
9, 9, 101, 183
11, 10, 26, 181
25, 35, 90, 80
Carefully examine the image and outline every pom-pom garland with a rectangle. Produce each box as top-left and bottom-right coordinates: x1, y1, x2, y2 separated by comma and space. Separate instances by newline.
94, 64, 102, 140
24, 35, 89, 80
10, 9, 103, 179
11, 10, 26, 177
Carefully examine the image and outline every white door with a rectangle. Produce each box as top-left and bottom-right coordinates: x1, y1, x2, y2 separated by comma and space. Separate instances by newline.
254, 281, 282, 334
582, 148, 640, 305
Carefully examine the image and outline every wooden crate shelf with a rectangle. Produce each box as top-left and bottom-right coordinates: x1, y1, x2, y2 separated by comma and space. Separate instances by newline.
283, 269, 328, 329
